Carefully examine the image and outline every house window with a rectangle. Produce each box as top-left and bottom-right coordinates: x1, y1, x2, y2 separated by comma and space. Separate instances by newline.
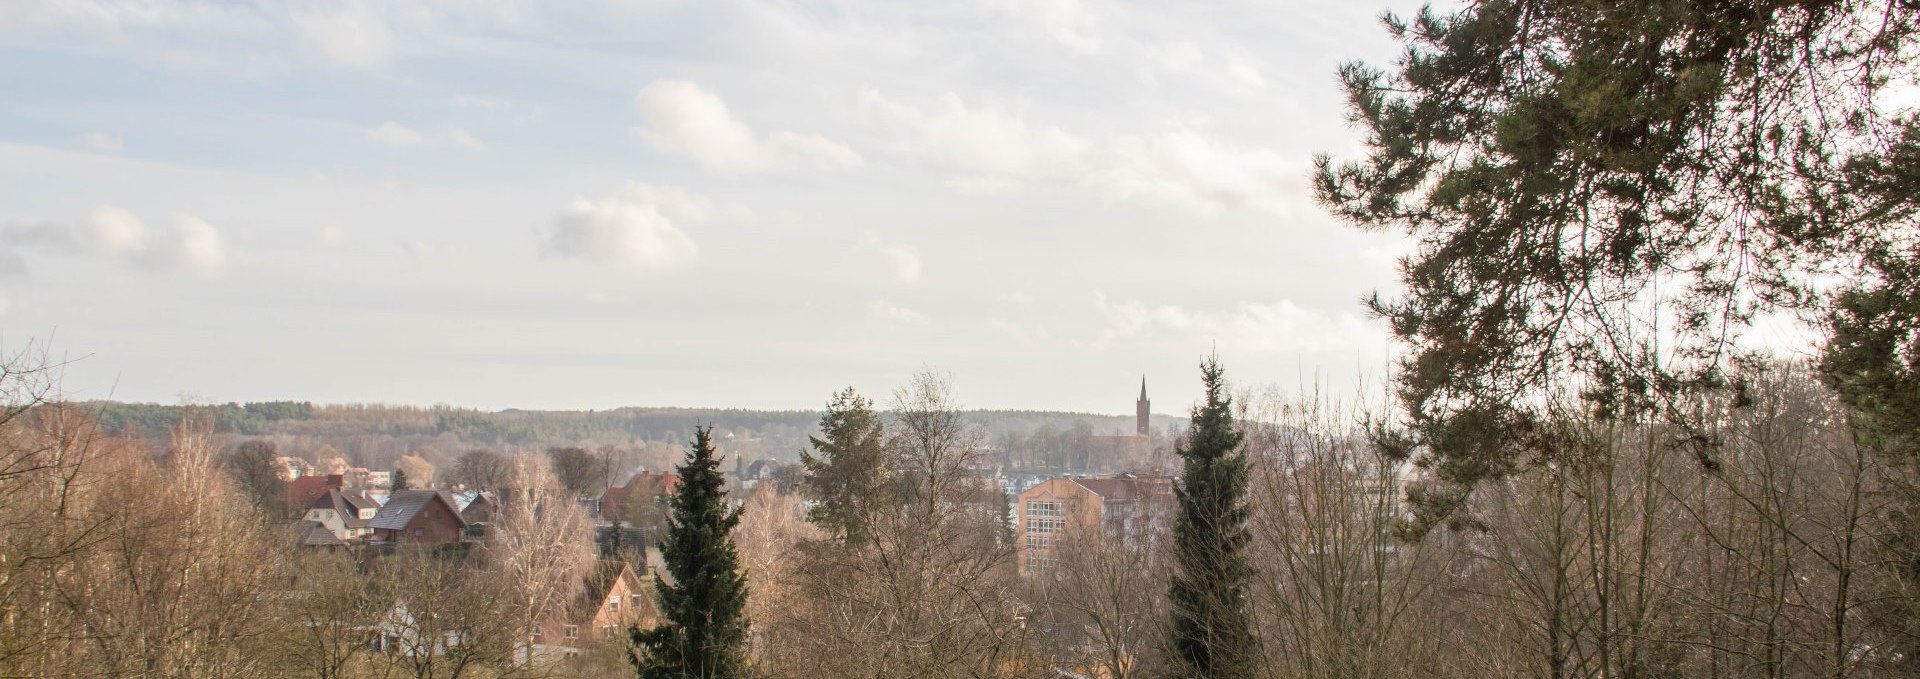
608, 595, 620, 613
413, 528, 424, 537
1026, 500, 1064, 518
602, 625, 615, 639
563, 625, 579, 640
530, 626, 542, 642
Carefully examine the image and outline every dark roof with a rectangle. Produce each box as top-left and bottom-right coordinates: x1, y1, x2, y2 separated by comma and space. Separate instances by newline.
312, 489, 379, 528
297, 520, 346, 547
368, 490, 468, 531
342, 492, 381, 513
460, 492, 496, 523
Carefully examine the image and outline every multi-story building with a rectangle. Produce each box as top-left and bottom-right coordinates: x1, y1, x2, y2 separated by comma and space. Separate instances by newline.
1016, 473, 1174, 573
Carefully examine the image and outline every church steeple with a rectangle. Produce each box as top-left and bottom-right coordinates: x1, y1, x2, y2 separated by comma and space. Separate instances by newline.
1135, 376, 1150, 437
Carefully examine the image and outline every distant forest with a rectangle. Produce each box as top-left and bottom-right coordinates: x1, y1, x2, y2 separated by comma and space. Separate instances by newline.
80, 400, 1187, 481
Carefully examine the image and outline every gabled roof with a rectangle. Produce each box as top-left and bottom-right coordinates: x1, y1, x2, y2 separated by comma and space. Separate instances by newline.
286, 474, 345, 509
297, 520, 347, 547
368, 490, 468, 531
342, 491, 382, 513
311, 489, 380, 528
572, 559, 644, 621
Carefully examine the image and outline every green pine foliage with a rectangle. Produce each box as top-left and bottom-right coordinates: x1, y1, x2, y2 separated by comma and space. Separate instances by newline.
1166, 358, 1258, 679
630, 426, 749, 679
798, 388, 888, 545
1313, 0, 1919, 533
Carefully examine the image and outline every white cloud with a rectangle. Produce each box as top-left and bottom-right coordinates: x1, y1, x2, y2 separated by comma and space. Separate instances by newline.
1088, 131, 1308, 217
1139, 42, 1268, 92
854, 88, 1303, 217
1092, 293, 1386, 356
365, 121, 425, 146
868, 300, 931, 328
859, 230, 922, 284
1001, 290, 1034, 304
616, 181, 752, 225
158, 214, 227, 276
984, 0, 1102, 53
294, 2, 393, 68
365, 122, 484, 149
77, 208, 228, 276
541, 191, 700, 271
81, 131, 123, 152
632, 80, 862, 173
90, 207, 149, 256
445, 127, 485, 150
857, 88, 1091, 184
319, 224, 345, 247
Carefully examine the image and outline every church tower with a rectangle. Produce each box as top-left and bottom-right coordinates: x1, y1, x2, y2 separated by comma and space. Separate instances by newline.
1136, 377, 1150, 437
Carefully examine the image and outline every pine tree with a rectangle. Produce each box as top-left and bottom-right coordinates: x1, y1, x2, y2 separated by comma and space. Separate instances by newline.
1166, 358, 1257, 679
799, 388, 887, 545
1314, 0, 1920, 534
391, 467, 411, 491
630, 426, 748, 679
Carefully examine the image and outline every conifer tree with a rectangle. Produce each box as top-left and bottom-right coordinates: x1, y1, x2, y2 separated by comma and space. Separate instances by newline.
391, 467, 411, 491
1166, 358, 1257, 679
799, 388, 887, 545
630, 426, 748, 679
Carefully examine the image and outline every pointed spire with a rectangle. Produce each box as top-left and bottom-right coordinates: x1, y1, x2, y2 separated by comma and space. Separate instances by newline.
1139, 376, 1148, 402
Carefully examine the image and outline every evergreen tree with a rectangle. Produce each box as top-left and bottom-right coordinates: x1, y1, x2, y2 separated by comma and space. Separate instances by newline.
630, 426, 748, 679
391, 467, 411, 491
1314, 0, 1920, 533
799, 388, 887, 545
1166, 358, 1257, 679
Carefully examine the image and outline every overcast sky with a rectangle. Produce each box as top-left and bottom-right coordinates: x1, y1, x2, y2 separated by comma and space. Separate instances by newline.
0, 0, 1433, 415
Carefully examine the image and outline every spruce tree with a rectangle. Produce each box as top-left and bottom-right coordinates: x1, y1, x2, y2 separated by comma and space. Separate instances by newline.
391, 467, 411, 491
799, 388, 887, 545
630, 426, 748, 679
1166, 358, 1257, 679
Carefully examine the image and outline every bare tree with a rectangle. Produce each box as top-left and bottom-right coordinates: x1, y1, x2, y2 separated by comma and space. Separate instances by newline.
776, 370, 1040, 678
372, 546, 517, 679
488, 454, 596, 671
278, 550, 394, 679
451, 448, 514, 491
547, 446, 606, 498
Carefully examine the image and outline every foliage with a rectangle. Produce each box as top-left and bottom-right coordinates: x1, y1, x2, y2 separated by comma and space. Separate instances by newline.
1314, 0, 1920, 532
630, 426, 750, 679
1167, 358, 1259, 679
799, 387, 888, 545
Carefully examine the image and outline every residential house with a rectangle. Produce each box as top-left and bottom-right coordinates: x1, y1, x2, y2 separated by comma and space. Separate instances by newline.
454, 491, 497, 524
1016, 474, 1174, 574
368, 490, 470, 545
302, 488, 381, 542
296, 520, 348, 549
532, 559, 651, 649
286, 474, 346, 516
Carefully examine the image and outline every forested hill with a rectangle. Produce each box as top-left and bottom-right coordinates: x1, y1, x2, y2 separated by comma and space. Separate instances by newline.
76, 400, 1186, 474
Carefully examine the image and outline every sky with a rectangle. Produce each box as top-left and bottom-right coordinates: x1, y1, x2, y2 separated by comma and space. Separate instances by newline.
0, 0, 1435, 416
